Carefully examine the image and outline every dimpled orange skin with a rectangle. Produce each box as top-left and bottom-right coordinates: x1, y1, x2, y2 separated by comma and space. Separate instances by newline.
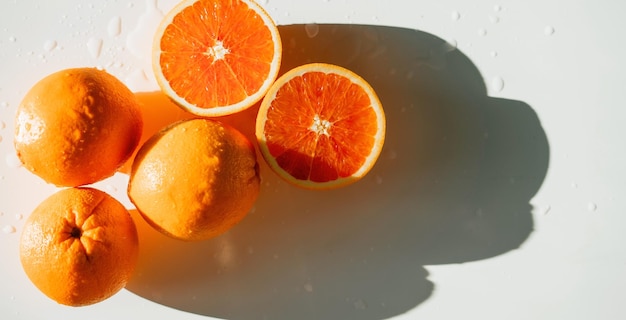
19, 187, 139, 307
14, 68, 143, 187
128, 118, 260, 241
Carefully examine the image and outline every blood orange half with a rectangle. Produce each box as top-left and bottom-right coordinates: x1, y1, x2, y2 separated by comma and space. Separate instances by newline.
256, 63, 386, 189
153, 0, 282, 117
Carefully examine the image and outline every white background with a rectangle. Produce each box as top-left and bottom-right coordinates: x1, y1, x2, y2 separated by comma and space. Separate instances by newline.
1, 0, 625, 319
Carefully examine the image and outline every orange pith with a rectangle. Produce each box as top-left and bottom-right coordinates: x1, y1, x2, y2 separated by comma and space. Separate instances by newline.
256, 63, 386, 189
154, 0, 282, 116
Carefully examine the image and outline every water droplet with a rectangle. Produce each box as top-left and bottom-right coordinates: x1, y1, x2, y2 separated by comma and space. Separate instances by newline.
478, 28, 487, 36
489, 15, 500, 24
544, 25, 555, 36
571, 182, 578, 188
43, 40, 57, 52
108, 16, 122, 37
105, 184, 118, 193
2, 225, 16, 234
375, 175, 383, 184
353, 299, 368, 310
587, 202, 597, 212
126, 0, 164, 60
8, 36, 16, 42
15, 213, 23, 220
451, 11, 461, 21
490, 50, 498, 58
494, 5, 502, 12
0, 136, 3, 143
261, 0, 269, 5
536, 205, 551, 216
443, 38, 457, 52
87, 37, 103, 58
387, 149, 397, 160
304, 283, 313, 292
491, 76, 504, 92
304, 23, 319, 38
5, 153, 22, 168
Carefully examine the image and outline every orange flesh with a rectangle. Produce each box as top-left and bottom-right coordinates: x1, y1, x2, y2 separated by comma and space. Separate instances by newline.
264, 72, 378, 182
159, 0, 275, 109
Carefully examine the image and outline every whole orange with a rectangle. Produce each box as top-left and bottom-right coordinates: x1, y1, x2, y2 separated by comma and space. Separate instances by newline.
14, 67, 143, 187
128, 118, 260, 241
19, 187, 139, 306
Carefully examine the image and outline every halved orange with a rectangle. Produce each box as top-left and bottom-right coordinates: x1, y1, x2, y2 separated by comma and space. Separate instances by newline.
256, 63, 386, 190
153, 0, 282, 117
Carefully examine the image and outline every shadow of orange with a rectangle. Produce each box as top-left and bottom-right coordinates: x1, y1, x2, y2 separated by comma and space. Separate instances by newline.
125, 24, 549, 320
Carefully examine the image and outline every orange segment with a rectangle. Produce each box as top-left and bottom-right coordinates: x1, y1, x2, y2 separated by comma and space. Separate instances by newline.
153, 0, 282, 117
256, 63, 386, 189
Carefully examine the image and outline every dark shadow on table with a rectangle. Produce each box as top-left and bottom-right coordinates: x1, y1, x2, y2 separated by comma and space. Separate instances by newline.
126, 24, 550, 320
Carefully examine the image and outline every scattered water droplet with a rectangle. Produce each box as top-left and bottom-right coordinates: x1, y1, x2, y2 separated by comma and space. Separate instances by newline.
353, 299, 368, 310
494, 5, 502, 12
478, 28, 487, 36
571, 182, 578, 188
451, 11, 461, 21
489, 15, 500, 24
8, 36, 16, 42
304, 23, 319, 38
536, 205, 551, 216
87, 37, 103, 58
5, 153, 22, 168
126, 0, 164, 60
587, 202, 597, 212
490, 50, 498, 57
108, 16, 122, 37
43, 40, 57, 52
0, 136, 3, 143
304, 283, 313, 292
2, 225, 16, 234
544, 25, 555, 36
375, 175, 383, 185
105, 184, 118, 193
443, 39, 457, 52
491, 76, 504, 92
124, 68, 152, 92
15, 213, 23, 220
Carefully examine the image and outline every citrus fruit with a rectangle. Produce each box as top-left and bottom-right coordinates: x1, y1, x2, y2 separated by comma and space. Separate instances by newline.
256, 63, 386, 189
153, 0, 282, 117
128, 118, 260, 241
14, 67, 143, 187
20, 187, 139, 306
118, 92, 196, 174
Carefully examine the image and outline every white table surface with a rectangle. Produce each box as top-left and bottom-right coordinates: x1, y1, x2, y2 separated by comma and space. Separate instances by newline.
1, 0, 624, 319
